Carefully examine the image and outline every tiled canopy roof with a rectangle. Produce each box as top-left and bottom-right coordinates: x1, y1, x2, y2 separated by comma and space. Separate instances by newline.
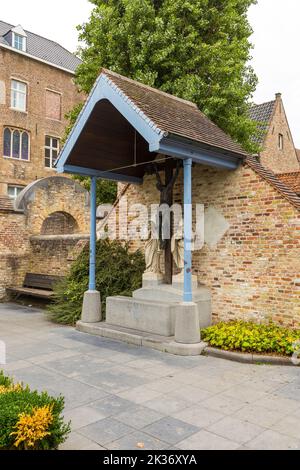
246, 156, 300, 210
249, 100, 276, 145
0, 20, 81, 73
277, 171, 300, 195
103, 69, 248, 158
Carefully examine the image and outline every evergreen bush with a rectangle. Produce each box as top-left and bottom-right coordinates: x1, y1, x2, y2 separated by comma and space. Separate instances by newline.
48, 239, 145, 325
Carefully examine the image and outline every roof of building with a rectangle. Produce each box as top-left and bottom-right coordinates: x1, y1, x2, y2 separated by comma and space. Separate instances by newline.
101, 69, 248, 158
0, 20, 81, 73
58, 68, 249, 180
277, 171, 300, 195
0, 196, 14, 212
245, 156, 300, 211
249, 100, 276, 145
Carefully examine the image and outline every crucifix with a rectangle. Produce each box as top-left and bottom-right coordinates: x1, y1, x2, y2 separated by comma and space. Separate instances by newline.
153, 159, 180, 284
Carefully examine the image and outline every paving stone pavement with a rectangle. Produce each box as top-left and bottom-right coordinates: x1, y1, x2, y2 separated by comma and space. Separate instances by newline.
1, 303, 300, 450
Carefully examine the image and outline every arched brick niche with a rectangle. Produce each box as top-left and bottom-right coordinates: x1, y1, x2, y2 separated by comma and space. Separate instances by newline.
40, 211, 79, 235
15, 176, 90, 235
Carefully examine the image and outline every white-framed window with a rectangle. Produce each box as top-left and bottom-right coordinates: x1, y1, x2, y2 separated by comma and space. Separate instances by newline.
13, 33, 26, 51
11, 80, 27, 112
3, 127, 30, 161
278, 133, 284, 150
45, 136, 60, 168
7, 185, 24, 200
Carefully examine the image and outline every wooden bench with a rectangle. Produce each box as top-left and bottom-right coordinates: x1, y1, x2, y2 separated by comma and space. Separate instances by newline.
7, 273, 64, 300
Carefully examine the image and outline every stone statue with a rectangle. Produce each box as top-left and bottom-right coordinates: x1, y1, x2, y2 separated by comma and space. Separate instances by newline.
144, 220, 162, 274
171, 219, 184, 271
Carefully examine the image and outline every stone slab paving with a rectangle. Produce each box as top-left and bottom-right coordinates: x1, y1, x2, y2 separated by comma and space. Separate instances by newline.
1, 303, 300, 450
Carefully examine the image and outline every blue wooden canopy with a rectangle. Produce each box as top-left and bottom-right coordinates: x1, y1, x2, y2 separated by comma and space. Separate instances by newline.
56, 69, 247, 183
56, 69, 248, 304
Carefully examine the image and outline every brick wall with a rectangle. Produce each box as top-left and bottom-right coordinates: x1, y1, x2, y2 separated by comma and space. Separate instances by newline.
22, 176, 90, 235
0, 176, 89, 298
41, 211, 79, 235
260, 95, 300, 174
0, 210, 30, 297
0, 47, 83, 196
28, 235, 89, 277
120, 162, 300, 327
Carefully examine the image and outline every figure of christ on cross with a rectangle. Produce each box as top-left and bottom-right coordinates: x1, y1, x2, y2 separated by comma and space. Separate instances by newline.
153, 159, 181, 284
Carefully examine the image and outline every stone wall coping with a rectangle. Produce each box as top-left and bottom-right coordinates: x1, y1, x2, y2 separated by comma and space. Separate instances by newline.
30, 234, 89, 241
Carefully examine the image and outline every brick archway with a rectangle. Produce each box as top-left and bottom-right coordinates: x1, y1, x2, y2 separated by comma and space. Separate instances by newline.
14, 176, 90, 235
41, 211, 79, 235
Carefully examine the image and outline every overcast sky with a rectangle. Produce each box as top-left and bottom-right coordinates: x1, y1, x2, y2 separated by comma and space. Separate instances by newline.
2, 0, 300, 146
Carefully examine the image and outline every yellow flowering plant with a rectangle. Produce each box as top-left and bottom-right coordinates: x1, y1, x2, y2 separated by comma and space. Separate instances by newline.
11, 404, 54, 450
202, 321, 300, 355
0, 371, 70, 450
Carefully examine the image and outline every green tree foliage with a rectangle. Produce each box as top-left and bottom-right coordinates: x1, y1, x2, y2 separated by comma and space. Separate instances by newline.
74, 0, 259, 152
47, 239, 145, 325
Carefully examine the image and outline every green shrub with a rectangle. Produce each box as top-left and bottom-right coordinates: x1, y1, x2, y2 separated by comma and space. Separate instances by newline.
0, 370, 13, 388
47, 239, 145, 325
0, 372, 70, 450
202, 321, 300, 356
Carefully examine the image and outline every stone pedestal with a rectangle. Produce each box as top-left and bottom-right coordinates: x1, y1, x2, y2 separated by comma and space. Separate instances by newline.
132, 276, 211, 330
81, 290, 102, 323
105, 274, 211, 337
142, 272, 164, 287
174, 302, 201, 344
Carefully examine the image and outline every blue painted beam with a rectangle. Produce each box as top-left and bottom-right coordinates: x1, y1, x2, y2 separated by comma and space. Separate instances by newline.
89, 176, 97, 291
59, 164, 143, 185
183, 158, 193, 303
152, 139, 241, 171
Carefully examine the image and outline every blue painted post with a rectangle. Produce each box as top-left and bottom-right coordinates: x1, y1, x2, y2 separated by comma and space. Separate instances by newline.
89, 176, 97, 291
183, 158, 193, 302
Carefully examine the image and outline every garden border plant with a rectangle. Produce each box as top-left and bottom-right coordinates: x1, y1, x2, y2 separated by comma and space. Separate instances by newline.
0, 371, 70, 450
201, 321, 300, 358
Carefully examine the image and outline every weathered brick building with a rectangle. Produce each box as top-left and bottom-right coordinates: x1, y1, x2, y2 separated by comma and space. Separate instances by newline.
250, 93, 300, 174
0, 20, 82, 199
0, 21, 88, 298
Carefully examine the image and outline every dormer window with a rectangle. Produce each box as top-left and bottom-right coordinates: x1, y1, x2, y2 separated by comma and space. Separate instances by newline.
13, 33, 26, 51
6, 25, 28, 52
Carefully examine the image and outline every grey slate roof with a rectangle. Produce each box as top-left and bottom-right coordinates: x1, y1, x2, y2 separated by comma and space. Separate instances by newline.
249, 100, 276, 144
0, 20, 81, 73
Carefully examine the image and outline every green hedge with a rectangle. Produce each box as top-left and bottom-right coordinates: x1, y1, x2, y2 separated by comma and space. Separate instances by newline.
202, 321, 300, 356
0, 371, 70, 450
47, 239, 145, 325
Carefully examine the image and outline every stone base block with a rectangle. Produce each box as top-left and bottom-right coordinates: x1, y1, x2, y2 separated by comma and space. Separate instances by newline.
81, 290, 102, 323
133, 284, 211, 329
175, 302, 201, 344
106, 296, 176, 336
76, 321, 207, 356
142, 272, 164, 287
